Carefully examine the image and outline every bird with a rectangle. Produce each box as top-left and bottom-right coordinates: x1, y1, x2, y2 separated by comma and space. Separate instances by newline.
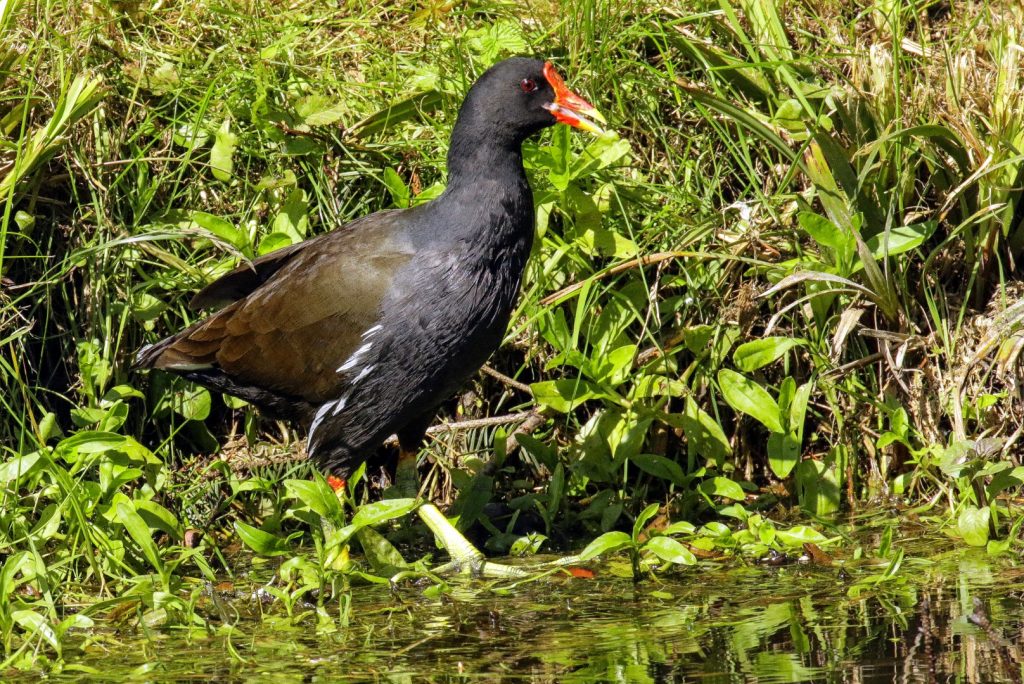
135, 57, 605, 574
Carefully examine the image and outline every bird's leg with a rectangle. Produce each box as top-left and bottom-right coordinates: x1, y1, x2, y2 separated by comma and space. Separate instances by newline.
394, 447, 421, 498
395, 447, 527, 578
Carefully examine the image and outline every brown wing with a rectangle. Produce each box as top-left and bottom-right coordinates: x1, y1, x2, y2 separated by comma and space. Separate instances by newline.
189, 239, 315, 310
146, 211, 413, 402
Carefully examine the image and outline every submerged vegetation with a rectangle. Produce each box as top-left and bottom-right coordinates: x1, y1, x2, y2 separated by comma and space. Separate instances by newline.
2, 0, 1024, 673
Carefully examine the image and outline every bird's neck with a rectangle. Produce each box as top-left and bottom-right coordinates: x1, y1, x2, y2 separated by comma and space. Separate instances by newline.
438, 124, 533, 246
445, 121, 526, 191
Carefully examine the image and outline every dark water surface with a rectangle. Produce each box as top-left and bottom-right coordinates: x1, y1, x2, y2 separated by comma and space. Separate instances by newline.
41, 534, 1024, 682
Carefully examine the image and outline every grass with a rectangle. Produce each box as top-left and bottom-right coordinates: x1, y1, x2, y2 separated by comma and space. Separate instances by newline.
2, 0, 1024, 671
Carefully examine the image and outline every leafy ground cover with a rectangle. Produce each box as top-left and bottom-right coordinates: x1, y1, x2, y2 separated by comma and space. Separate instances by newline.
2, 0, 1024, 671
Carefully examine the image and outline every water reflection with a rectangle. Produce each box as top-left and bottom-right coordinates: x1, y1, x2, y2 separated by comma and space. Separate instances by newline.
54, 544, 1024, 682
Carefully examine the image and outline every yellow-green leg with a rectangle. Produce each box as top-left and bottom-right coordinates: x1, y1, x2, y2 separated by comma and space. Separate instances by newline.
397, 448, 528, 578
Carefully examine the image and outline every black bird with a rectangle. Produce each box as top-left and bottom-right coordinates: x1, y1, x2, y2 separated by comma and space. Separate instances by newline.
136, 57, 604, 573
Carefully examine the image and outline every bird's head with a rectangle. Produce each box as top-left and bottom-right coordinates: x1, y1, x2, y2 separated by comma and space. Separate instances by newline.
457, 57, 607, 144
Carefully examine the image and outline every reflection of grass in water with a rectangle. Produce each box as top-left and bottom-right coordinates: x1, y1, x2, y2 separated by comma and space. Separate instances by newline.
52, 533, 1023, 681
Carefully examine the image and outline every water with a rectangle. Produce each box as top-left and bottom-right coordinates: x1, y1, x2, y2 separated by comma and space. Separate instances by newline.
26, 537, 1024, 682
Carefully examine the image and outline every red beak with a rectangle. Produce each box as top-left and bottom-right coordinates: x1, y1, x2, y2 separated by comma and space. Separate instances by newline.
542, 62, 606, 134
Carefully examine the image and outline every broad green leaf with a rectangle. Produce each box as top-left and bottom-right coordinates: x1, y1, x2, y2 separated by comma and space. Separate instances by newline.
134, 500, 184, 540
717, 369, 784, 433
571, 133, 632, 179
295, 94, 346, 127
663, 521, 696, 537
530, 378, 598, 413
672, 398, 732, 465
775, 525, 828, 547
210, 118, 237, 181
509, 533, 547, 556
987, 466, 1024, 498
235, 521, 292, 556
188, 211, 246, 250
864, 222, 936, 260
684, 325, 716, 356
56, 432, 158, 465
130, 292, 167, 324
768, 379, 812, 479
767, 379, 792, 477
30, 504, 62, 540
544, 124, 572, 190
285, 478, 344, 521
258, 232, 293, 255
117, 502, 163, 572
632, 453, 687, 486
575, 225, 639, 259
271, 188, 309, 241
699, 521, 733, 538
355, 527, 409, 574
449, 473, 495, 533
682, 325, 714, 354
56, 613, 94, 639
173, 385, 211, 421
0, 451, 42, 483
957, 506, 990, 547
71, 406, 107, 427
465, 20, 528, 63
645, 536, 697, 566
733, 337, 804, 372
772, 98, 805, 131
587, 344, 636, 386
632, 503, 661, 542
12, 611, 58, 652
796, 457, 841, 516
382, 167, 410, 208
987, 538, 1011, 555
798, 211, 853, 257
102, 384, 145, 403
789, 380, 813, 433
37, 412, 62, 442
351, 498, 417, 528
712, 503, 744, 520
698, 477, 745, 501
579, 531, 632, 561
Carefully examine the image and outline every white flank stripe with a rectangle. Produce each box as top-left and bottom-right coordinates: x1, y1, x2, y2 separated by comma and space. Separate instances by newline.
308, 390, 352, 454
337, 342, 373, 372
352, 364, 375, 384
308, 401, 334, 453
362, 324, 383, 338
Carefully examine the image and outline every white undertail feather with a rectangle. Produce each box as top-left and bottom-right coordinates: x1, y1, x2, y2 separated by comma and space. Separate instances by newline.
162, 362, 215, 371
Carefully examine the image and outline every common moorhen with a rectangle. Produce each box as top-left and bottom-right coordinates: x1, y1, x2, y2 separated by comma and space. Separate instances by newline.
136, 57, 605, 574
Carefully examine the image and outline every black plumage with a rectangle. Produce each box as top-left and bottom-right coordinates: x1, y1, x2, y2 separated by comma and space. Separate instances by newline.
135, 57, 604, 474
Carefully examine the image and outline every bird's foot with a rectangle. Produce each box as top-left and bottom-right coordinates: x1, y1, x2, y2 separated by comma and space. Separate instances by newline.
416, 503, 529, 579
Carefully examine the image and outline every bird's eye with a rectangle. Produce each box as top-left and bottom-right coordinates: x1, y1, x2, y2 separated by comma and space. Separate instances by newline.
519, 78, 538, 93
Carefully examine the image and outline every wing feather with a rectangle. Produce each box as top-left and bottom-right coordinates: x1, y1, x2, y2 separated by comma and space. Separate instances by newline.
145, 211, 413, 403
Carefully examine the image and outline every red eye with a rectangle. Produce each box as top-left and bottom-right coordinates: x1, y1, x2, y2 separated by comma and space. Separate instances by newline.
520, 78, 538, 93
